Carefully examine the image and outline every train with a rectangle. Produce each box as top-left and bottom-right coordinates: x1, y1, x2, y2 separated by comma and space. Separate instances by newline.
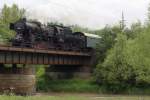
9, 18, 101, 51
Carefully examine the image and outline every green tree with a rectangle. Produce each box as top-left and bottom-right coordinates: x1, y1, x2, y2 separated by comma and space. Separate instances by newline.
126, 28, 150, 85
10, 4, 25, 23
94, 4, 150, 93
148, 3, 150, 24
95, 26, 150, 92
71, 24, 92, 33
124, 21, 143, 39
1, 4, 25, 24
1, 4, 10, 24
95, 26, 117, 64
95, 34, 131, 92
0, 4, 25, 43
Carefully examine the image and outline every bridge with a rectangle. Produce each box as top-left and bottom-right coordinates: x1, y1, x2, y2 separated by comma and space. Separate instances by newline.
0, 46, 92, 66
0, 46, 94, 95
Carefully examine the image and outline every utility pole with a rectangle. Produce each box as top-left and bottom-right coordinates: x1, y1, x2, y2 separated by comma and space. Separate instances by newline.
120, 12, 126, 30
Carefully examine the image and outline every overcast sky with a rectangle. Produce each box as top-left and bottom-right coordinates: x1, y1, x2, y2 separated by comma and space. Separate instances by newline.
0, 0, 149, 29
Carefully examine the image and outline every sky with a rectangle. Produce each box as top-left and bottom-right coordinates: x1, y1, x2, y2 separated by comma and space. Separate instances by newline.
0, 0, 149, 29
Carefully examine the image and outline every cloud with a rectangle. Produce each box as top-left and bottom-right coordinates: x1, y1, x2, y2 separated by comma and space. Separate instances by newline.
0, 0, 149, 29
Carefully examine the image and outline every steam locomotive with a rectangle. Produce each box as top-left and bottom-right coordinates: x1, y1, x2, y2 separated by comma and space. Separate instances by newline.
10, 18, 101, 51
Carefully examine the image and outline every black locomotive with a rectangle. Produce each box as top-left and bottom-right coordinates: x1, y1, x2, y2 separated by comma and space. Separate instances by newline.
9, 18, 87, 51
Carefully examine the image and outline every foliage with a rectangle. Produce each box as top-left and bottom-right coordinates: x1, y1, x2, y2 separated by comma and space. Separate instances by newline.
71, 24, 92, 33
1, 4, 25, 24
37, 73, 99, 93
147, 3, 150, 25
35, 66, 99, 93
95, 33, 130, 92
124, 21, 143, 39
95, 26, 150, 93
94, 4, 150, 93
126, 28, 150, 85
0, 4, 25, 43
95, 26, 117, 64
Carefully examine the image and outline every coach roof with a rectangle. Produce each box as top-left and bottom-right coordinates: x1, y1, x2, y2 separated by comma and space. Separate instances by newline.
83, 32, 101, 39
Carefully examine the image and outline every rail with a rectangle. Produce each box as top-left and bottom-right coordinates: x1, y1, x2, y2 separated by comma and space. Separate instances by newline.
0, 42, 91, 56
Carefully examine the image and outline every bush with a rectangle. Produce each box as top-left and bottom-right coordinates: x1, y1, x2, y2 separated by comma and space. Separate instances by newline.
37, 76, 99, 93
95, 34, 131, 92
95, 27, 150, 93
126, 28, 150, 85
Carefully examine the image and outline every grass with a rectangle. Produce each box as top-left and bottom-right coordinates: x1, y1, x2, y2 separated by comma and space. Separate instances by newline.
0, 95, 150, 100
0, 95, 87, 100
37, 77, 100, 93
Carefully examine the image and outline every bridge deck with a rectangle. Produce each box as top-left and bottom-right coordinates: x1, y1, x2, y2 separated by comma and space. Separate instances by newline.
0, 46, 91, 65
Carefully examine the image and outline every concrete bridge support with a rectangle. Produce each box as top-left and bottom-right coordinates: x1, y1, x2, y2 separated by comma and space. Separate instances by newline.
0, 64, 35, 95
45, 65, 92, 79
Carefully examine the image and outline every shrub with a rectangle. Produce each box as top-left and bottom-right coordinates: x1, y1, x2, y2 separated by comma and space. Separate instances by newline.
95, 27, 150, 93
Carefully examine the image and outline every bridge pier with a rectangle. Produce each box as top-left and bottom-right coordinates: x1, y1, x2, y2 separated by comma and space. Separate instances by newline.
0, 64, 35, 95
45, 65, 91, 79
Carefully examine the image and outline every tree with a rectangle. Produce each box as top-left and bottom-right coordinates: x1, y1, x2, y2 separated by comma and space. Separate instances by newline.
10, 4, 25, 23
95, 34, 131, 92
95, 25, 150, 92
94, 4, 150, 93
148, 3, 150, 23
95, 26, 117, 64
71, 24, 92, 33
0, 4, 25, 43
1, 4, 25, 24
124, 21, 143, 39
126, 28, 150, 85
97, 34, 127, 82
1, 4, 10, 24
